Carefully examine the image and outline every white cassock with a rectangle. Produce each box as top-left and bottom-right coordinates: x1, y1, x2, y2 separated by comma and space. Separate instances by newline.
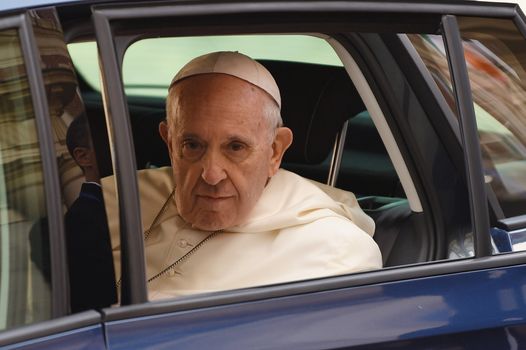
102, 167, 382, 300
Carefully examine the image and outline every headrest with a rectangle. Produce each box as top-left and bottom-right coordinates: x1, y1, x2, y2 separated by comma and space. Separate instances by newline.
259, 61, 364, 164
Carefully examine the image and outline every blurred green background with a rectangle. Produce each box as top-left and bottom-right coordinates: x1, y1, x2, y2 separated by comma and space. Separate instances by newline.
68, 35, 342, 97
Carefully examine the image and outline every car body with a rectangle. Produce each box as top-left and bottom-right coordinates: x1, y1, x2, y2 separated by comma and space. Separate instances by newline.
0, 0, 526, 348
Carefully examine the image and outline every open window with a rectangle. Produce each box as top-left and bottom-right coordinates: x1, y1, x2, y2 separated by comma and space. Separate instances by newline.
58, 0, 526, 313
81, 2, 462, 307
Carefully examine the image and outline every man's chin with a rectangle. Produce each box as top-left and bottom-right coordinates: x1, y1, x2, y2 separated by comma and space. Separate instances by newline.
181, 208, 247, 231
188, 216, 231, 232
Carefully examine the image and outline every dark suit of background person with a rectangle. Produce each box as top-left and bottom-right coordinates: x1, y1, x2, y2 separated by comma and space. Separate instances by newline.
65, 116, 117, 312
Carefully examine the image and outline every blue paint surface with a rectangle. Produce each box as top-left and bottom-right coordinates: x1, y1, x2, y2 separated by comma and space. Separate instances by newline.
6, 325, 106, 350
106, 264, 526, 349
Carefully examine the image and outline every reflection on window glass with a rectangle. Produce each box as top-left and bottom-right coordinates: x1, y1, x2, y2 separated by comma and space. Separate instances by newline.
0, 29, 52, 331
33, 8, 117, 313
409, 17, 526, 218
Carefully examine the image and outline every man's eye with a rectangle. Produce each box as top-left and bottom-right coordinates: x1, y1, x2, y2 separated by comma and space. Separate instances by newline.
225, 141, 250, 162
229, 142, 245, 152
181, 140, 204, 159
183, 141, 200, 150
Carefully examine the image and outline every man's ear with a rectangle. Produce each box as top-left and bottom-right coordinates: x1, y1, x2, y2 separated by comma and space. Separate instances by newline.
159, 121, 169, 144
269, 127, 293, 177
72, 147, 93, 168
159, 121, 173, 158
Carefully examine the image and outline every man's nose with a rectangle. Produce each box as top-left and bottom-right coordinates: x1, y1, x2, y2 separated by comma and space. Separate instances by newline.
201, 151, 227, 185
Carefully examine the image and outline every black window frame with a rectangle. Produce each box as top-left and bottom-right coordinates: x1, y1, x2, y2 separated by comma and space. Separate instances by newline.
440, 14, 492, 257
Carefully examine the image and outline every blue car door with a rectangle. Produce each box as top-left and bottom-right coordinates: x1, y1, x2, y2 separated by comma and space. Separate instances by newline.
90, 1, 526, 349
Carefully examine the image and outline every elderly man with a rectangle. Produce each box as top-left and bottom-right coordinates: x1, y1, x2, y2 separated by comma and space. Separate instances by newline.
104, 51, 382, 300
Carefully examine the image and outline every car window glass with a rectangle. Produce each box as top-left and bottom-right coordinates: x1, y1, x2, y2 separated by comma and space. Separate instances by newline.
0, 28, 52, 331
409, 18, 526, 219
32, 9, 117, 314
458, 17, 526, 219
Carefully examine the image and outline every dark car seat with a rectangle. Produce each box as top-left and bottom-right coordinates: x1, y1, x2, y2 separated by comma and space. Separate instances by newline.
259, 60, 365, 183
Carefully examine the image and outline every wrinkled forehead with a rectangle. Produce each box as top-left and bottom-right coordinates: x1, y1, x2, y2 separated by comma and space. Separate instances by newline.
168, 73, 273, 129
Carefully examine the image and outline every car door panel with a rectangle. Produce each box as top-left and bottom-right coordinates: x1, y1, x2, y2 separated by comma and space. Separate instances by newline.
6, 326, 106, 350
0, 311, 105, 349
103, 264, 526, 349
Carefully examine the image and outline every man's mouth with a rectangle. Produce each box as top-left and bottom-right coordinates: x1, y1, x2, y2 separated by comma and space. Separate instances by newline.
196, 195, 232, 202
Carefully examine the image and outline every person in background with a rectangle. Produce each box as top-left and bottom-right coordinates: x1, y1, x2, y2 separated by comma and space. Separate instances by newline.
65, 115, 116, 312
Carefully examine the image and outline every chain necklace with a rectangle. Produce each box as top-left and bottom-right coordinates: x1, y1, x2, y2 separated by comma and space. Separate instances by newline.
116, 189, 220, 288
146, 230, 219, 282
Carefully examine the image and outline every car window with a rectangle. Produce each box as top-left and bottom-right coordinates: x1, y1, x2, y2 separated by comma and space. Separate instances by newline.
74, 7, 506, 304
117, 34, 401, 190
73, 33, 410, 301
73, 16, 514, 309
409, 18, 526, 220
0, 28, 52, 331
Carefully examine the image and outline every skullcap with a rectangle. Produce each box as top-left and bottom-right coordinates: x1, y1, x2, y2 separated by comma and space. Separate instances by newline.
170, 51, 281, 108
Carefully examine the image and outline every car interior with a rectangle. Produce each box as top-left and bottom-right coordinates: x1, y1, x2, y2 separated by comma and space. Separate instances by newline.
70, 35, 429, 267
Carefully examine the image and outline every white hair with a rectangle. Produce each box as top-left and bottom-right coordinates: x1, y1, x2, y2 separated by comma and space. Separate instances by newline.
263, 98, 282, 144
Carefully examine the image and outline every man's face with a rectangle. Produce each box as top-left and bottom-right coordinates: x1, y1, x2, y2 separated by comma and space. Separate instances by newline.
161, 74, 289, 231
